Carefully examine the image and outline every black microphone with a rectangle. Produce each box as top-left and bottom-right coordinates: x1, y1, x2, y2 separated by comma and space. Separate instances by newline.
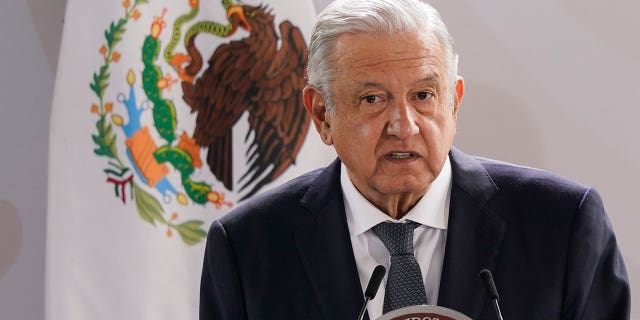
479, 269, 505, 320
357, 265, 386, 320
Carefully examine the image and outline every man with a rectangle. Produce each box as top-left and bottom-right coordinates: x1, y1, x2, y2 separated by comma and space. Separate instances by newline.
200, 0, 630, 319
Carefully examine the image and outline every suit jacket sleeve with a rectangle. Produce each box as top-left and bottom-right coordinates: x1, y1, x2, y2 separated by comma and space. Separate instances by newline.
200, 220, 247, 320
563, 188, 630, 319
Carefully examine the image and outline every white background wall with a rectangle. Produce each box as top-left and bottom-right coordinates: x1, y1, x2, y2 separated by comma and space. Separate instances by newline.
1, 0, 637, 318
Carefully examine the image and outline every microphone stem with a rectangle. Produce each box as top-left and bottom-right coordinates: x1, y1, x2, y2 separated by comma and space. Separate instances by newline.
357, 297, 371, 320
492, 299, 504, 320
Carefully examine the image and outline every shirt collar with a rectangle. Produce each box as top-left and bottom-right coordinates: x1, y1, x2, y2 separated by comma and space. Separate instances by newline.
342, 156, 452, 236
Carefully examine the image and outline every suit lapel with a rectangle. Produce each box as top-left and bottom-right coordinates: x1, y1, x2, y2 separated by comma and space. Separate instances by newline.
294, 160, 365, 320
438, 148, 506, 319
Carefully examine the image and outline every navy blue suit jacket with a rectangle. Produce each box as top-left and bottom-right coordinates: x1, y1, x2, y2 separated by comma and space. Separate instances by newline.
200, 148, 630, 319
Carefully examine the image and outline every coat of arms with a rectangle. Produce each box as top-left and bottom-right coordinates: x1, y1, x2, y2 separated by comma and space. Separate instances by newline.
89, 0, 310, 245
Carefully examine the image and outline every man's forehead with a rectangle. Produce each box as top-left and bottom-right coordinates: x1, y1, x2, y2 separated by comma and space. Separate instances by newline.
333, 31, 445, 69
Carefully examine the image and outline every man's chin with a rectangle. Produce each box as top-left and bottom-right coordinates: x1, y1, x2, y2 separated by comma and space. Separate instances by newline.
374, 179, 430, 197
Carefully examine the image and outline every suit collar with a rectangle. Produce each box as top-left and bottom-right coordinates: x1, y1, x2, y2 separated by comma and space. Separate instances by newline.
296, 159, 366, 320
438, 147, 506, 318
449, 147, 498, 204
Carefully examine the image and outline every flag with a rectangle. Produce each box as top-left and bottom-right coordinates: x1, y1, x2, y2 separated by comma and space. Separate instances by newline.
46, 0, 333, 318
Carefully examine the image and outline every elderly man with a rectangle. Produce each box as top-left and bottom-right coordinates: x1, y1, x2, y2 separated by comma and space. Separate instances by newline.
199, 0, 630, 319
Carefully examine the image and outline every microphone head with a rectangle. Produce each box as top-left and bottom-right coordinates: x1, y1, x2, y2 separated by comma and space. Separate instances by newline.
364, 265, 386, 299
479, 269, 500, 300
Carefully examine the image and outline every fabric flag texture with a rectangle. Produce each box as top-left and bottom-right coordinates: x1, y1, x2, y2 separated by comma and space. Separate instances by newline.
46, 0, 332, 318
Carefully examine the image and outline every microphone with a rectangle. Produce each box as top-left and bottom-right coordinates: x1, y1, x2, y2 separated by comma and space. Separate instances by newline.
357, 265, 386, 320
479, 269, 504, 320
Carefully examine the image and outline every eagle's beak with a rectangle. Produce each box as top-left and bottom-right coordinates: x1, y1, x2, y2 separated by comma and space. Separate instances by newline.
227, 5, 252, 33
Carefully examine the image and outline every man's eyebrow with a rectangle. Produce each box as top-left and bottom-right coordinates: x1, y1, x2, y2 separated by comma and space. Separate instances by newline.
351, 74, 442, 91
416, 75, 444, 89
352, 82, 384, 91
418, 74, 441, 83
362, 82, 383, 88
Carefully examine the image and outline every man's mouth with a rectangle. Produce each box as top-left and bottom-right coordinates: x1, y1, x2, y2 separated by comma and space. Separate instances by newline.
387, 152, 414, 159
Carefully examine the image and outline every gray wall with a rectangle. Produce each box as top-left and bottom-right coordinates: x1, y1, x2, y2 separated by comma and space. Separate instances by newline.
0, 0, 64, 318
1, 0, 638, 318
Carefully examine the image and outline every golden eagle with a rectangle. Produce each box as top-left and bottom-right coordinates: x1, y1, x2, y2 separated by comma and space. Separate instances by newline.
180, 5, 310, 200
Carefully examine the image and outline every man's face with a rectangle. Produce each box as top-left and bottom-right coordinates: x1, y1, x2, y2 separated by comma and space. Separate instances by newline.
305, 31, 463, 213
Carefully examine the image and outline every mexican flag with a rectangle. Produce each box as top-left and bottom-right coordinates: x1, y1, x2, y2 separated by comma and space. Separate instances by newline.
46, 0, 332, 318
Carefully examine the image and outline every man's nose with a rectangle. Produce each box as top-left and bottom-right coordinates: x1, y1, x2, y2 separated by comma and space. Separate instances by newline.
386, 99, 419, 139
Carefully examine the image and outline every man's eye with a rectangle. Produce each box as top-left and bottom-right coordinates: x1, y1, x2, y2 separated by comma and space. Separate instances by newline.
416, 92, 433, 100
363, 95, 381, 103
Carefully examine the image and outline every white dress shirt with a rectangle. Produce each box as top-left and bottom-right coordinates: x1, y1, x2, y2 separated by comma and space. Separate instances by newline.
341, 156, 452, 319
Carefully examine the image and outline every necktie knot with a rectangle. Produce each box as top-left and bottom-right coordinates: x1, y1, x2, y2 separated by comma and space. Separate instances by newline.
372, 221, 420, 256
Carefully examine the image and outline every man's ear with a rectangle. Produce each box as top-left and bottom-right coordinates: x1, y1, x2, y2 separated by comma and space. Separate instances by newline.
452, 76, 465, 121
303, 85, 333, 145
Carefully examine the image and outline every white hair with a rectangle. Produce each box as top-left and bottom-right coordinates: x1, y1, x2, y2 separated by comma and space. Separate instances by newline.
307, 0, 459, 113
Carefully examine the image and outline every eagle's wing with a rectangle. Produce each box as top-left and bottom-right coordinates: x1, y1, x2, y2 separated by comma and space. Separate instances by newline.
239, 21, 310, 199
182, 38, 255, 190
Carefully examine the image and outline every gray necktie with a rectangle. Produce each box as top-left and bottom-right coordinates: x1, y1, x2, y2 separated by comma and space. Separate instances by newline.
372, 221, 427, 313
